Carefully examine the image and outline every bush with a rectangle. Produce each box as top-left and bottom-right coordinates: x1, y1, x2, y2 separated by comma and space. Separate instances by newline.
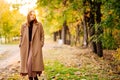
102, 33, 118, 49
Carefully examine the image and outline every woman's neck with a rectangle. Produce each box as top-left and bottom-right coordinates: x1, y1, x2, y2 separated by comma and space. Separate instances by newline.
30, 20, 34, 25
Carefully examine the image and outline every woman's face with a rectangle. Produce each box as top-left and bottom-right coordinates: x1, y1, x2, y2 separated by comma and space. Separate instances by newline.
29, 11, 36, 21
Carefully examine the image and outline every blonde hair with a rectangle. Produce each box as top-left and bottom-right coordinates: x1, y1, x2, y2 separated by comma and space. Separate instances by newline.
27, 10, 38, 25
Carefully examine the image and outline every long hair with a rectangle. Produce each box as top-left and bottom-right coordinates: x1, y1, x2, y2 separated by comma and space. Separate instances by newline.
27, 10, 38, 26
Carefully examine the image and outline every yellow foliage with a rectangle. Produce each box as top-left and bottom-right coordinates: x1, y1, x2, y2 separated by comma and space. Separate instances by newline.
114, 48, 120, 60
108, 10, 113, 15
112, 29, 120, 44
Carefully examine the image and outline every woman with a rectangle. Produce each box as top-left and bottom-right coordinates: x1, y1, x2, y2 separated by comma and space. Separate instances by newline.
19, 10, 44, 80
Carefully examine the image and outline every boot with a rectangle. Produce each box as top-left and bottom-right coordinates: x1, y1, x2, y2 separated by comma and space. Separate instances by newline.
29, 77, 33, 80
34, 76, 38, 80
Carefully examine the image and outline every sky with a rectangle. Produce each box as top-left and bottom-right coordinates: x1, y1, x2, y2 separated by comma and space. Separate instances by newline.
5, 0, 37, 16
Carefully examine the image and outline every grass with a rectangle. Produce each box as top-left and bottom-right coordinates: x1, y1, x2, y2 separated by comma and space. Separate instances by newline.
44, 61, 80, 80
44, 60, 120, 80
7, 73, 21, 80
44, 61, 108, 80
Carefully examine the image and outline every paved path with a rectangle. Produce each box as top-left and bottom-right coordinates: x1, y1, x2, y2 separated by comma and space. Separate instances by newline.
0, 45, 20, 69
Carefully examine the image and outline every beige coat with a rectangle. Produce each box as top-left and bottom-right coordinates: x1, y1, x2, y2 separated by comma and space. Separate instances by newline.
19, 22, 44, 73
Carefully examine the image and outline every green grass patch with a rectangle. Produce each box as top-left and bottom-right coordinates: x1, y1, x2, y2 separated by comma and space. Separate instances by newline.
6, 60, 119, 80
44, 61, 80, 80
44, 61, 112, 80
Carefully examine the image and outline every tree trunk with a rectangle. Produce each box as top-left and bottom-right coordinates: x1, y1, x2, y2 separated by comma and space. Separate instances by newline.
89, 0, 97, 53
96, 1, 103, 57
62, 21, 67, 44
75, 24, 81, 46
59, 30, 62, 39
83, 13, 88, 47
53, 32, 57, 41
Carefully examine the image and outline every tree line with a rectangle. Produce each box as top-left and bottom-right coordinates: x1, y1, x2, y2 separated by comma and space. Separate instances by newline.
37, 0, 120, 57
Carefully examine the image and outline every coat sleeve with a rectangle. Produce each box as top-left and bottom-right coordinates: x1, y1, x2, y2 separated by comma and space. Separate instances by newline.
19, 24, 24, 47
40, 23, 44, 47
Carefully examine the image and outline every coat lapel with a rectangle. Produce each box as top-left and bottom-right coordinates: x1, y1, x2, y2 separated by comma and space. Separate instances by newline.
32, 23, 38, 41
25, 23, 29, 42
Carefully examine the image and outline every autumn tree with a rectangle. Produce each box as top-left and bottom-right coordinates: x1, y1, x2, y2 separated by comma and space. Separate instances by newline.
0, 1, 25, 43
